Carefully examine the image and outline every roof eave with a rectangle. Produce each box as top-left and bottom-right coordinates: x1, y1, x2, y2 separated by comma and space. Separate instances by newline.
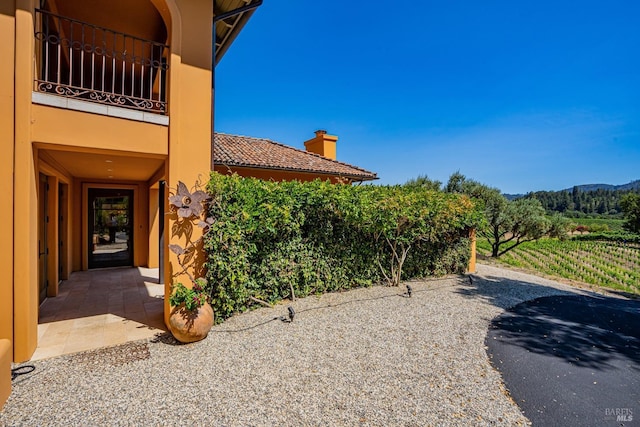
214, 3, 259, 65
215, 162, 378, 182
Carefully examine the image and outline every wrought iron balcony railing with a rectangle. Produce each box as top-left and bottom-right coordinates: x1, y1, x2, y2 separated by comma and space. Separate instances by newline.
34, 9, 169, 114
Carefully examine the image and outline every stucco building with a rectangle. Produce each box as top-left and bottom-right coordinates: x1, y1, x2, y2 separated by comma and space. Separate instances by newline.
1, 0, 263, 407
213, 130, 378, 183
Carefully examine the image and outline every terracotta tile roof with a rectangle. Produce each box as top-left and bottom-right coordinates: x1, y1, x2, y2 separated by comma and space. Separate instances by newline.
213, 133, 378, 181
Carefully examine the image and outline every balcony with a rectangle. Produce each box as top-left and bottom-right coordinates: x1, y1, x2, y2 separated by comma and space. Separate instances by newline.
34, 9, 169, 115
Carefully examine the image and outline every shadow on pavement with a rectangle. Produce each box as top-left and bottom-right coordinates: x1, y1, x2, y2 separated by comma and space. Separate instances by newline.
486, 293, 639, 426
455, 273, 578, 309
456, 271, 640, 425
489, 294, 640, 370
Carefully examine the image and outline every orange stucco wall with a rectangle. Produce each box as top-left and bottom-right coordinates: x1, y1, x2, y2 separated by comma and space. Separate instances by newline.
148, 188, 161, 268
0, 1, 16, 407
46, 175, 59, 296
66, 176, 158, 275
303, 131, 338, 160
147, 167, 167, 270
31, 105, 169, 156
71, 178, 83, 272
0, 340, 11, 409
468, 228, 477, 274
38, 157, 73, 282
163, 0, 214, 324
214, 165, 352, 184
13, 0, 39, 363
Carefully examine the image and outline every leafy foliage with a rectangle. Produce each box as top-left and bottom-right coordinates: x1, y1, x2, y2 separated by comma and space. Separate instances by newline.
404, 174, 443, 191
569, 217, 625, 234
548, 213, 573, 240
203, 173, 479, 321
572, 231, 640, 243
445, 173, 564, 257
620, 193, 640, 234
169, 279, 209, 311
524, 186, 640, 217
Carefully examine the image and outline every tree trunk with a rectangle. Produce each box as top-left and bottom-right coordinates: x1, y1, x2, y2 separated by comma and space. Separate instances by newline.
491, 243, 499, 257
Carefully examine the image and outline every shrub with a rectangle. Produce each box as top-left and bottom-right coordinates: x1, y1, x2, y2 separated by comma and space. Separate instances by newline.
572, 232, 640, 244
204, 173, 480, 321
588, 223, 610, 233
574, 224, 589, 233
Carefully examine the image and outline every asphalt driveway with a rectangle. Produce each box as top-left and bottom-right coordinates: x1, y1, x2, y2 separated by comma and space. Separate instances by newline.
486, 294, 640, 426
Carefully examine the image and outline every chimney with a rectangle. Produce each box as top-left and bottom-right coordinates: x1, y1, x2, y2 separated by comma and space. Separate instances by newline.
304, 130, 338, 160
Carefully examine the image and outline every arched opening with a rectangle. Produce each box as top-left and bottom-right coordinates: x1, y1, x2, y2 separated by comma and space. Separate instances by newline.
35, 0, 170, 113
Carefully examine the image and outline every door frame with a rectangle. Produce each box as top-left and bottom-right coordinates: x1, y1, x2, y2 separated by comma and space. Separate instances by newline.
82, 183, 138, 270
38, 173, 49, 304
87, 188, 134, 269
58, 181, 69, 282
38, 158, 72, 298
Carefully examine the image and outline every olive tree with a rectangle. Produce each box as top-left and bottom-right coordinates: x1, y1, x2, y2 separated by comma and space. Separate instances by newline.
404, 174, 443, 192
445, 173, 553, 257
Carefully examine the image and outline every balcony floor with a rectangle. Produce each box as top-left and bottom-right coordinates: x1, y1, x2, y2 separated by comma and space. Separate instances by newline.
32, 267, 166, 361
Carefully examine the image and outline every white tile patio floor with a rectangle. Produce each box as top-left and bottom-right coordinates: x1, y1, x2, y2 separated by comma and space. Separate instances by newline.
32, 267, 167, 360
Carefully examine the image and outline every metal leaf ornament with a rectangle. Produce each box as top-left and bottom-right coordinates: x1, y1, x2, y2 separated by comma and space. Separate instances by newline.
169, 244, 185, 255
197, 217, 215, 228
169, 181, 209, 218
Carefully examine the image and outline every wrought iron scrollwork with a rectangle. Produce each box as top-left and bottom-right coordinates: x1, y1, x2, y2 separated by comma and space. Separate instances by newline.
34, 9, 169, 115
36, 81, 167, 113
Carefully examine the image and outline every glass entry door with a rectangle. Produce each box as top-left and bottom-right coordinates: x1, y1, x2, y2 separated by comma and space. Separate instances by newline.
88, 189, 133, 269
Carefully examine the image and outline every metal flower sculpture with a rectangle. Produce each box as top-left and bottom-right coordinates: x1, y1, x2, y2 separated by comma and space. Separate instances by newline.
168, 180, 214, 308
169, 181, 209, 218
167, 180, 216, 343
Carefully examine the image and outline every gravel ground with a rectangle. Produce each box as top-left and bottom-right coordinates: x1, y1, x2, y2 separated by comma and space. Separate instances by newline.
1, 264, 589, 426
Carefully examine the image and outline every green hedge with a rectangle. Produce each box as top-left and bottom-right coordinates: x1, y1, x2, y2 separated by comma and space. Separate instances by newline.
571, 231, 640, 243
204, 173, 480, 321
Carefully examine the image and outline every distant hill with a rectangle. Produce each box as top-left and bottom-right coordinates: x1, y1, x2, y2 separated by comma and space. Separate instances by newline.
565, 180, 640, 192
503, 193, 523, 201
504, 180, 640, 201
521, 179, 640, 217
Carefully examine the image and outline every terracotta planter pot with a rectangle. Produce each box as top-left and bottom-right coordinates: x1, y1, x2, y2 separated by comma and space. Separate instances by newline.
168, 302, 214, 343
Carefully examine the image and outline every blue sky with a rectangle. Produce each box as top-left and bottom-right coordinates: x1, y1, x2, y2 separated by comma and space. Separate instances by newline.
215, 1, 639, 194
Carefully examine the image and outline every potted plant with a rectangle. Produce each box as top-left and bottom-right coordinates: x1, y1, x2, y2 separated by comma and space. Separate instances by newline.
167, 180, 215, 343
168, 279, 214, 343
